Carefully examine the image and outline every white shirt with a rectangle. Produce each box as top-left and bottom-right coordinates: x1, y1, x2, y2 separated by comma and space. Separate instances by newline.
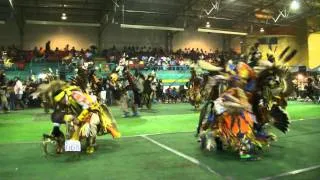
14, 80, 24, 95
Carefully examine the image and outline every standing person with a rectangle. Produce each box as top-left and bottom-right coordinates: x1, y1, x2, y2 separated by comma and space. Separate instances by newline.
14, 77, 25, 110
179, 85, 187, 102
0, 71, 9, 112
7, 80, 16, 111
142, 71, 156, 109
64, 44, 69, 53
100, 79, 107, 105
166, 86, 172, 103
305, 77, 315, 102
107, 71, 135, 117
171, 87, 178, 103
305, 77, 320, 103
122, 68, 140, 116
156, 79, 164, 102
105, 78, 113, 106
70, 46, 76, 57
188, 68, 202, 110
45, 41, 51, 56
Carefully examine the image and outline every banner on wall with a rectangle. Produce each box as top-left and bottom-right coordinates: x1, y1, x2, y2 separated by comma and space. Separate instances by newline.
308, 33, 320, 69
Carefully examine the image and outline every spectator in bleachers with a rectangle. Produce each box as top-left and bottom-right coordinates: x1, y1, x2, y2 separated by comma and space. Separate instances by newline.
165, 86, 172, 103
70, 46, 76, 57
171, 87, 178, 103
80, 48, 85, 55
54, 47, 59, 53
33, 46, 39, 57
179, 85, 187, 102
64, 44, 69, 53
45, 41, 51, 53
39, 47, 45, 57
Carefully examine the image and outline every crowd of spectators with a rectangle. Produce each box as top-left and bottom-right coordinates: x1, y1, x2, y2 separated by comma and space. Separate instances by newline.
1, 41, 242, 73
0, 73, 40, 112
1, 42, 320, 113
31, 41, 98, 62
292, 74, 320, 103
101, 46, 241, 71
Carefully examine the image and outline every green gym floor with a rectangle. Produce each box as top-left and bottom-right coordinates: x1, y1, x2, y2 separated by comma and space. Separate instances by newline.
0, 102, 320, 180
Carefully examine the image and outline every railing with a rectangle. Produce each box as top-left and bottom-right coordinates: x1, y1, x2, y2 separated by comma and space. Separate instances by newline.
2, 60, 191, 80
128, 64, 190, 71
149, 65, 190, 71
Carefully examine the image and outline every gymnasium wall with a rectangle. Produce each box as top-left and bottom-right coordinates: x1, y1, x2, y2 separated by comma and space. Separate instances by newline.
230, 36, 242, 53
23, 24, 99, 50
172, 29, 223, 52
244, 34, 309, 66
23, 24, 167, 50
0, 20, 167, 50
101, 24, 167, 49
243, 20, 310, 67
0, 20, 20, 47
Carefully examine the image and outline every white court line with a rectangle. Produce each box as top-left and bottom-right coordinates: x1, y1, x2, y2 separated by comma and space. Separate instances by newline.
290, 117, 320, 122
2, 119, 320, 179
121, 131, 192, 138
258, 164, 320, 180
0, 131, 194, 145
0, 117, 318, 145
140, 135, 222, 177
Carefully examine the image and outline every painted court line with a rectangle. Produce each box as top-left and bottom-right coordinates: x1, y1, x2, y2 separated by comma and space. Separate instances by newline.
0, 117, 318, 145
122, 131, 192, 138
290, 117, 320, 122
140, 135, 222, 177
0, 131, 194, 145
258, 164, 320, 180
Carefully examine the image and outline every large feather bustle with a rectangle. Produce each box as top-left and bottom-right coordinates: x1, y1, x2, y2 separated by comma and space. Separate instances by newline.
198, 60, 223, 72
31, 80, 68, 99
270, 105, 290, 133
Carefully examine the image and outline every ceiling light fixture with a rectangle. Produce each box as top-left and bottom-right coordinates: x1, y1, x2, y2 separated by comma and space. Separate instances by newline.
290, 0, 300, 10
8, 0, 14, 9
26, 20, 100, 27
207, 16, 233, 21
198, 28, 248, 36
61, 13, 67, 20
120, 24, 184, 31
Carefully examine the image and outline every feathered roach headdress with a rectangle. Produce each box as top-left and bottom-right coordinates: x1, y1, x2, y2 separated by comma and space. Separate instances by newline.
70, 66, 88, 92
255, 46, 297, 95
253, 46, 298, 133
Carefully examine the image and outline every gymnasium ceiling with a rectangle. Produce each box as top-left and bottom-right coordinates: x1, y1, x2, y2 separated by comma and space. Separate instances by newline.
0, 0, 319, 30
